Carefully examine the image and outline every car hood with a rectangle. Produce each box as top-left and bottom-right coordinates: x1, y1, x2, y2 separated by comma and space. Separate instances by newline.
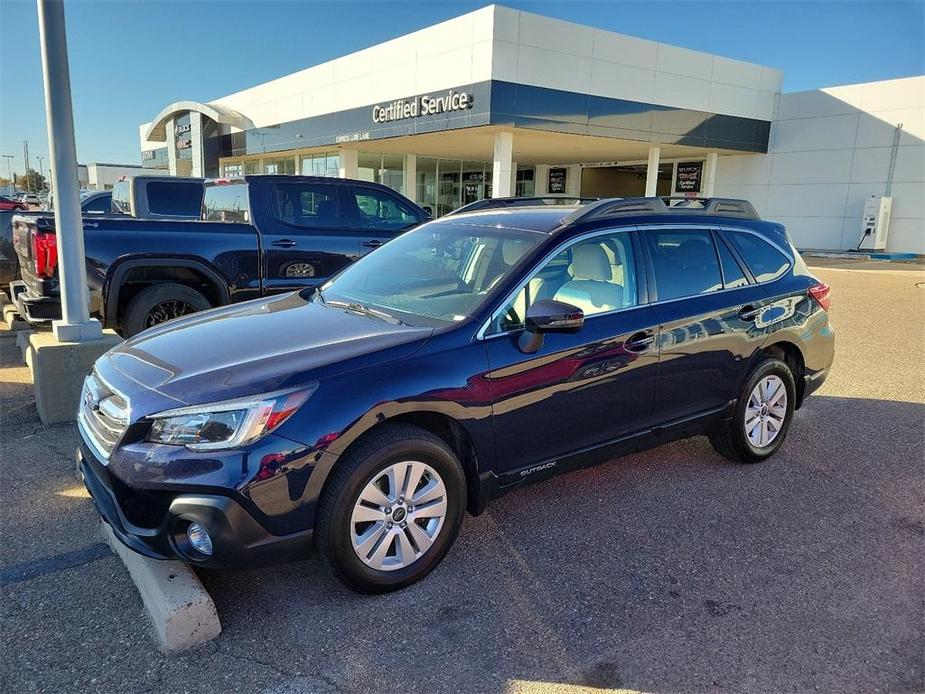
98, 292, 432, 412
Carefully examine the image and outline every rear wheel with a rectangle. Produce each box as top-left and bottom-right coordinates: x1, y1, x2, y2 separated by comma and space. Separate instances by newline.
316, 424, 466, 593
710, 357, 796, 464
121, 283, 211, 337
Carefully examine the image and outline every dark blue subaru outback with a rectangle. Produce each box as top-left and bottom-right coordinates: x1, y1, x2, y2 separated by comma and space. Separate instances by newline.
78, 197, 834, 593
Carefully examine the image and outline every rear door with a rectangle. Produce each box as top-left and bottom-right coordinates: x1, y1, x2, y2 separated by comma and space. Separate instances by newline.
259, 179, 360, 294
341, 183, 424, 254
642, 226, 770, 423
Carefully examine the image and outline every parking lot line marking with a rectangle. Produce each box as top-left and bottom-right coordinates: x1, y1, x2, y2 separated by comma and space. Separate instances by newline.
0, 542, 111, 586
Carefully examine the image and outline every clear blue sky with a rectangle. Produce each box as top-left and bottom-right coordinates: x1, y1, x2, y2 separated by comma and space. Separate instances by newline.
1, 0, 922, 177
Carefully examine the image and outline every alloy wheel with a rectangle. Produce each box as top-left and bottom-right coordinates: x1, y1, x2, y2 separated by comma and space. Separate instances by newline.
144, 300, 197, 327
744, 375, 787, 448
350, 461, 448, 571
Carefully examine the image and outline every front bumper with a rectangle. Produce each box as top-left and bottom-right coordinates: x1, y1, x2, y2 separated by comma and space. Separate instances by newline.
77, 444, 313, 568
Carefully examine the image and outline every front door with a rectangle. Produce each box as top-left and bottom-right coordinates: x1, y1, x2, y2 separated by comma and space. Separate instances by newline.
483, 228, 660, 476
641, 226, 771, 422
261, 179, 359, 293
342, 184, 425, 256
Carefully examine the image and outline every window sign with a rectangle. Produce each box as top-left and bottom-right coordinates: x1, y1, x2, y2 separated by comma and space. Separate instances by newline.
548, 167, 567, 194
675, 162, 703, 194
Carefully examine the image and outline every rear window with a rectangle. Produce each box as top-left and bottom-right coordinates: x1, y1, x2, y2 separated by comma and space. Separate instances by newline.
82, 194, 112, 214
726, 231, 791, 283
147, 181, 203, 217
203, 181, 250, 223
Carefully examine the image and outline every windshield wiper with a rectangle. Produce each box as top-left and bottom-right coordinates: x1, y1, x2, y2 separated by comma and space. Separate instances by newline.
325, 299, 402, 325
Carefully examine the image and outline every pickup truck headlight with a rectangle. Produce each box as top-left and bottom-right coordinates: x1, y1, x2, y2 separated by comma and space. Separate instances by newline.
146, 384, 317, 451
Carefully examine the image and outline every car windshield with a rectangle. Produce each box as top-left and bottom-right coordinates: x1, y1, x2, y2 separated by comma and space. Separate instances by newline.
321, 221, 545, 326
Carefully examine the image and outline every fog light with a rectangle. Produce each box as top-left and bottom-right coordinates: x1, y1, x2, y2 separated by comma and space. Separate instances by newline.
187, 523, 213, 556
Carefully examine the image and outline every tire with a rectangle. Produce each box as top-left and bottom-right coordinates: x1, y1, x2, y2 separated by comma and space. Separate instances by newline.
710, 357, 796, 464
316, 423, 466, 594
121, 283, 211, 337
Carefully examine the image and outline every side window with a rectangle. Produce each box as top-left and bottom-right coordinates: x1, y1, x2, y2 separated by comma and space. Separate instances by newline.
726, 231, 791, 283
147, 182, 204, 217
493, 231, 638, 334
715, 234, 749, 288
274, 182, 340, 229
203, 182, 251, 223
83, 195, 112, 214
645, 229, 722, 301
352, 187, 419, 231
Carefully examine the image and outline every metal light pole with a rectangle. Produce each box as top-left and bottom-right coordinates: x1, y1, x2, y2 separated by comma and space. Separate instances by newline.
36, 0, 101, 341
2, 154, 14, 194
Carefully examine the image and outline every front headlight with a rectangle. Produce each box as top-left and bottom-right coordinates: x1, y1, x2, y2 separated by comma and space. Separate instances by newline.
146, 384, 317, 451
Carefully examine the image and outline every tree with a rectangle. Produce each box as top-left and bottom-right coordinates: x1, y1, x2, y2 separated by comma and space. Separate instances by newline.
18, 168, 47, 192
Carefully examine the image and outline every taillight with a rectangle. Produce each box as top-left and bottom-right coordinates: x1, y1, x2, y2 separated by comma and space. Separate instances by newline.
31, 231, 58, 278
808, 282, 831, 311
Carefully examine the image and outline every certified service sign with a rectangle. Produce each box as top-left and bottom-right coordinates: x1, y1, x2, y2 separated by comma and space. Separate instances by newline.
372, 90, 473, 123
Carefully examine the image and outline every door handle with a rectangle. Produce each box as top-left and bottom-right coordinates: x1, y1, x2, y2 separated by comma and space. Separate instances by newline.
624, 331, 656, 353
82, 222, 99, 228
271, 239, 297, 248
738, 305, 760, 321
362, 240, 383, 248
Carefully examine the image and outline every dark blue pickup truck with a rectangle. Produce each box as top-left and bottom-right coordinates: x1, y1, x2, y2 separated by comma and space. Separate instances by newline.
11, 175, 428, 336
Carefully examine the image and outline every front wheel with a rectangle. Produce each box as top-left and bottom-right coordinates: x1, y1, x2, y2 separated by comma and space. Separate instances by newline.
710, 357, 796, 464
315, 424, 466, 593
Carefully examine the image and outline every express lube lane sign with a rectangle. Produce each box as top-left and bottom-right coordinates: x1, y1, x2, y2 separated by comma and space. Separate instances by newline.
372, 90, 473, 123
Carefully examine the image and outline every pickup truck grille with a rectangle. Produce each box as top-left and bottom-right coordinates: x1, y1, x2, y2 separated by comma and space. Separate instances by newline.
78, 370, 130, 462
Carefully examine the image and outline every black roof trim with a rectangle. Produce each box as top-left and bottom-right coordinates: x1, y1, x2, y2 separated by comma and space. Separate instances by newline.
563, 196, 760, 225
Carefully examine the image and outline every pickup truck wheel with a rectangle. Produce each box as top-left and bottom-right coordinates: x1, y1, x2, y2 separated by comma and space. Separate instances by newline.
315, 423, 466, 594
121, 283, 211, 337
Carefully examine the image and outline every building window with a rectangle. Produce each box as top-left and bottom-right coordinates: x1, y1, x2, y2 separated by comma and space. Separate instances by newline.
263, 156, 296, 175
300, 152, 340, 178
516, 167, 535, 197
357, 152, 405, 195
222, 163, 244, 178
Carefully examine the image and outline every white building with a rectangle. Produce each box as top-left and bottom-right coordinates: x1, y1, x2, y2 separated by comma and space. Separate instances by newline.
83, 162, 163, 190
139, 5, 924, 253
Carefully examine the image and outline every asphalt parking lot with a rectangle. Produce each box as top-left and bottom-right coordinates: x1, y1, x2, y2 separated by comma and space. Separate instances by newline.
1, 260, 923, 693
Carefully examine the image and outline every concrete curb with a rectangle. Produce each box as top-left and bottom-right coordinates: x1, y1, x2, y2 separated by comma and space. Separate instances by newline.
101, 521, 222, 651
0, 291, 29, 331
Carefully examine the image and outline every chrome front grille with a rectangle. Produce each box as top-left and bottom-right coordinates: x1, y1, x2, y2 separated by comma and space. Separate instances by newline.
78, 370, 130, 462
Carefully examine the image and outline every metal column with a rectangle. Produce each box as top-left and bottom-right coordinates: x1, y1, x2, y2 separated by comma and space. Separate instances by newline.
37, 0, 101, 341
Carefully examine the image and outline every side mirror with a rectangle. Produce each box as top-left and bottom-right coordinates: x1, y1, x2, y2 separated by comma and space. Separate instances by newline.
518, 299, 584, 353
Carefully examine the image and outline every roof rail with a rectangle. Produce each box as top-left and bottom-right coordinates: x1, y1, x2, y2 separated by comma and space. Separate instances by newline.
448, 195, 599, 215
563, 196, 760, 225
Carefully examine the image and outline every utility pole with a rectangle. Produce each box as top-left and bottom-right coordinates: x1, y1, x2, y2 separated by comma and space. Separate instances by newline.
37, 156, 46, 190
2, 154, 14, 194
37, 0, 101, 341
23, 140, 31, 192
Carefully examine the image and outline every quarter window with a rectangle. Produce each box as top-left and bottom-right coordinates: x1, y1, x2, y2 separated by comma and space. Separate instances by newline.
716, 236, 749, 288
645, 229, 723, 301
726, 231, 791, 283
492, 231, 638, 334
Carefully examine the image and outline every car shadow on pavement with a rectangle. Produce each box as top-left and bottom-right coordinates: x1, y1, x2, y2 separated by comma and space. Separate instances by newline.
197, 394, 924, 694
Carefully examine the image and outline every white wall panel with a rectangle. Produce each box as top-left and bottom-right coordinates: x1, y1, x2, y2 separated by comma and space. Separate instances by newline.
715, 154, 773, 185
653, 72, 711, 112
886, 219, 925, 254
766, 183, 849, 217
772, 113, 859, 152
516, 45, 592, 94
592, 30, 659, 69
775, 216, 847, 250
712, 57, 765, 89
518, 11, 594, 58
590, 61, 655, 103
770, 149, 855, 184
708, 82, 759, 119
656, 44, 714, 81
